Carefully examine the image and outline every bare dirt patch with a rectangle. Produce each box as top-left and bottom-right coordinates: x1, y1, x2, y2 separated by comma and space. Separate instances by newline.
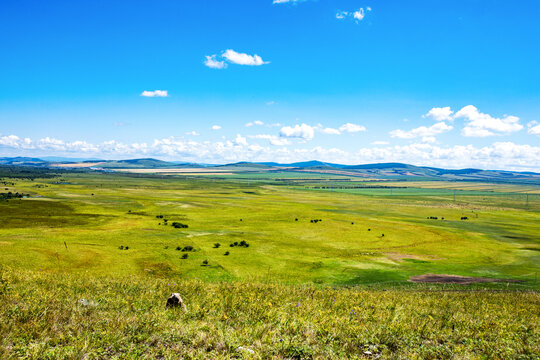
409, 274, 521, 284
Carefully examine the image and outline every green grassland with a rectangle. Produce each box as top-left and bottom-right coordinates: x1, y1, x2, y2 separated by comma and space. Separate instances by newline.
0, 170, 538, 358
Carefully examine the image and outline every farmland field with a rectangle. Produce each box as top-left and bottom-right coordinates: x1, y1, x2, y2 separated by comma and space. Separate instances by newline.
0, 169, 539, 358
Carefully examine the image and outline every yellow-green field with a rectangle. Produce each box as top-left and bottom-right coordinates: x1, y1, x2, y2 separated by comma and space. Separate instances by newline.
0, 170, 538, 358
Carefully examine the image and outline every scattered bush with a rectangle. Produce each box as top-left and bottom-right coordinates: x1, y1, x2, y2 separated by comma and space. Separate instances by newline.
172, 222, 188, 229
181, 254, 188, 259
202, 260, 209, 266
156, 215, 164, 219
213, 243, 221, 248
224, 251, 230, 256
230, 241, 250, 248
181, 246, 194, 252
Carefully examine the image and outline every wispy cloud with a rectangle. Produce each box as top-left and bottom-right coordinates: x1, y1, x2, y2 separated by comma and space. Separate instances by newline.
339, 123, 366, 133
336, 7, 371, 22
211, 125, 222, 130
204, 55, 227, 69
185, 131, 200, 136
390, 122, 453, 139
245, 120, 265, 127
320, 127, 341, 135
250, 134, 290, 146
140, 90, 168, 97
273, 0, 305, 4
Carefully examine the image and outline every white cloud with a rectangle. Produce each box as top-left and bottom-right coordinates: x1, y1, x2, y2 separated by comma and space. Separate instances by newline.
234, 134, 248, 146
211, 125, 222, 130
353, 9, 365, 21
266, 101, 275, 106
372, 141, 389, 145
185, 131, 200, 136
250, 134, 290, 146
337, 7, 371, 22
245, 120, 264, 127
454, 105, 523, 137
204, 55, 227, 69
280, 123, 315, 140
140, 90, 168, 97
320, 127, 341, 135
273, 0, 303, 4
339, 123, 366, 133
424, 107, 454, 122
528, 121, 540, 136
222, 49, 268, 66
390, 122, 453, 139
421, 136, 437, 143
1, 134, 540, 171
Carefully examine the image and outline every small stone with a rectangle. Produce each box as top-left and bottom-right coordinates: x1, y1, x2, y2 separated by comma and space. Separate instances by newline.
166, 293, 187, 311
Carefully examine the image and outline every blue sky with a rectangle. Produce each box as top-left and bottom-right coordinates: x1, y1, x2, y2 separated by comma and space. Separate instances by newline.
0, 0, 539, 169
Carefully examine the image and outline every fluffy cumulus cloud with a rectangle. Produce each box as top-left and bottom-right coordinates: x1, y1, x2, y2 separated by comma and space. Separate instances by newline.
528, 121, 540, 136
279, 123, 315, 141
205, 50, 268, 68
234, 134, 248, 146
336, 7, 371, 22
140, 90, 168, 97
390, 122, 453, 139
211, 125, 222, 130
339, 123, 366, 133
1, 134, 539, 171
424, 107, 454, 122
455, 105, 523, 137
222, 49, 268, 66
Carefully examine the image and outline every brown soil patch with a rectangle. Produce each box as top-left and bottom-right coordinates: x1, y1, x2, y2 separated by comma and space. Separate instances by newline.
409, 274, 521, 284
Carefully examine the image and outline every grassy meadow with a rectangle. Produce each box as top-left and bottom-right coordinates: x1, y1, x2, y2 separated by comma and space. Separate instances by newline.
0, 170, 539, 358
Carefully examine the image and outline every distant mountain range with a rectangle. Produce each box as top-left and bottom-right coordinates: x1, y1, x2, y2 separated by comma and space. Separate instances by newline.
0, 157, 539, 184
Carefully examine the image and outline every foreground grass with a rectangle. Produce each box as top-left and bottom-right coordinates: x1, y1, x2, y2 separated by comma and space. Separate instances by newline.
0, 269, 538, 359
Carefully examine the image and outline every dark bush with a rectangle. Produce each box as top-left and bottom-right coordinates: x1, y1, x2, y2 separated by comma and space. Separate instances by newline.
181, 254, 188, 259
172, 222, 188, 229
224, 251, 230, 256
118, 245, 124, 250
181, 246, 194, 252
202, 260, 209, 266
213, 243, 221, 248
